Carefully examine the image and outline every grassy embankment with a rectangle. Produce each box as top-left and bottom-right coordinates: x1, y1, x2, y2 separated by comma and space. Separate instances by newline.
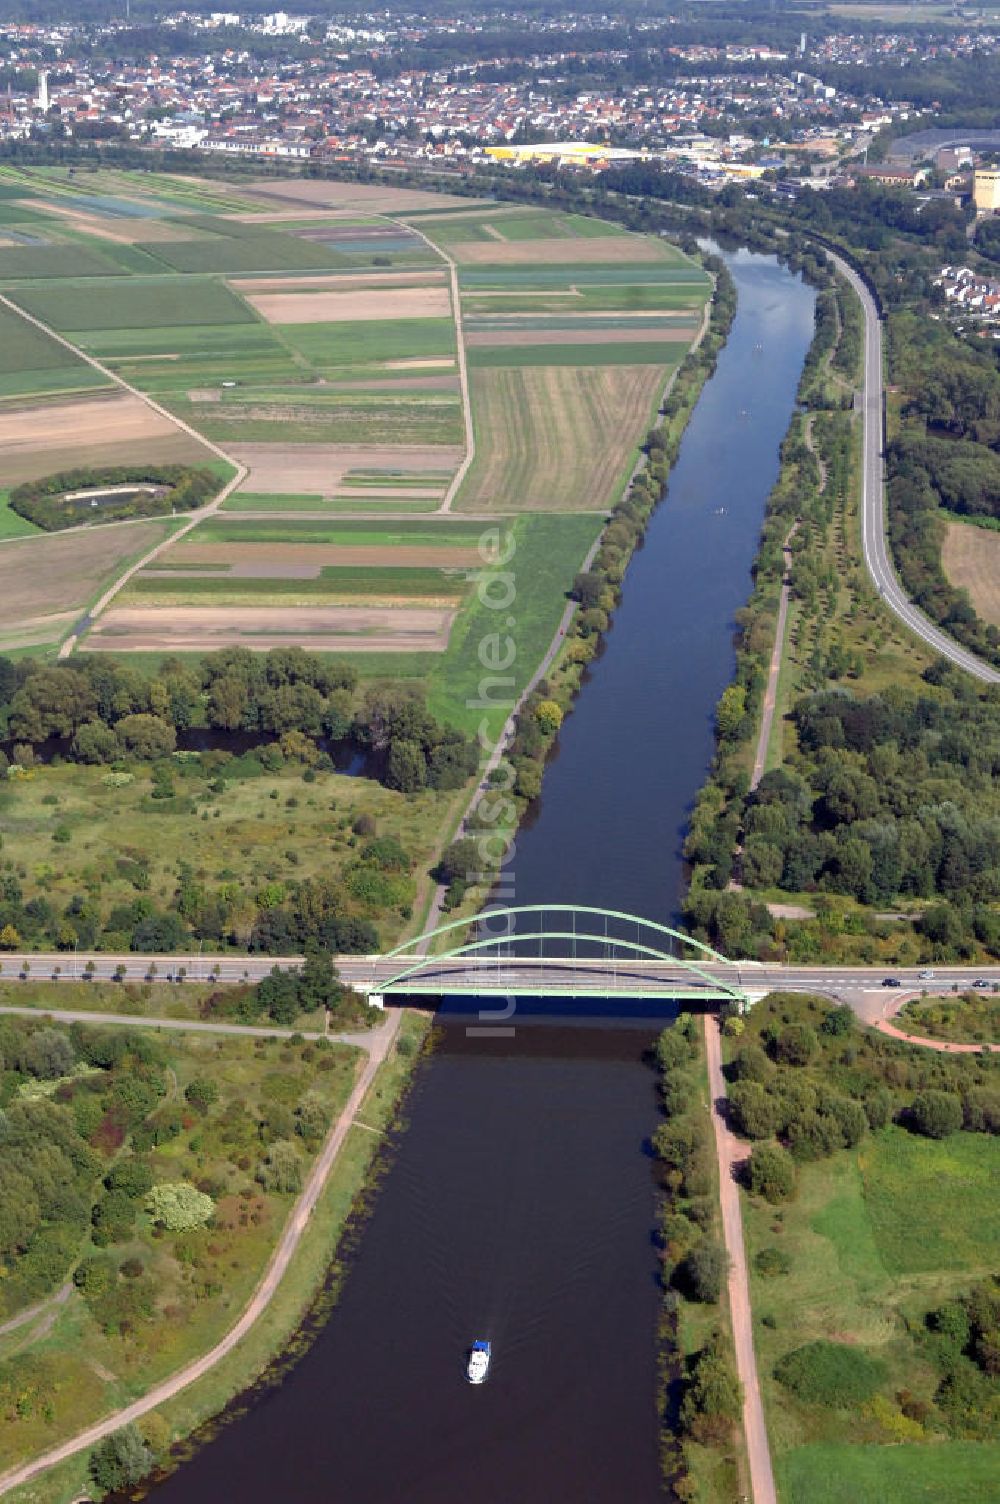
897, 991, 1000, 1045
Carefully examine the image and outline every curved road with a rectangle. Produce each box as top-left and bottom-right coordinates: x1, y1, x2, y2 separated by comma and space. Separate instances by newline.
829, 251, 1000, 685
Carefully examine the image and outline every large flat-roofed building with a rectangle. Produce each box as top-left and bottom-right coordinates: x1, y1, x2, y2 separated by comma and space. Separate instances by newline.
974, 169, 1000, 213
485, 142, 648, 167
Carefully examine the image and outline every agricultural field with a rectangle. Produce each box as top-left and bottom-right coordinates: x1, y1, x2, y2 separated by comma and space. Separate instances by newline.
0, 302, 108, 401
0, 170, 705, 702
0, 520, 177, 652
941, 518, 1000, 627
456, 364, 669, 512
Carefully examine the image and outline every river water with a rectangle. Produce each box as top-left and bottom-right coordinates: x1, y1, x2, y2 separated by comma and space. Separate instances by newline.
149, 250, 815, 1504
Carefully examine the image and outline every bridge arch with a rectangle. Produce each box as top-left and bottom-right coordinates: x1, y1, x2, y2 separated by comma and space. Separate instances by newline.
374, 904, 743, 1003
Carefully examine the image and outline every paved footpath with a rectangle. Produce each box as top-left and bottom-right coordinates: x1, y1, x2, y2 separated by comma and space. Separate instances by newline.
703, 1015, 777, 1504
0, 1010, 400, 1499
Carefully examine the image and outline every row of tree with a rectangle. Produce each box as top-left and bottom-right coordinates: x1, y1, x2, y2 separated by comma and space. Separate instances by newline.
10, 464, 220, 531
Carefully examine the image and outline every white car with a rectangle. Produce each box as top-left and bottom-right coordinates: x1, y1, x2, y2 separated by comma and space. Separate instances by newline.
918, 970, 935, 981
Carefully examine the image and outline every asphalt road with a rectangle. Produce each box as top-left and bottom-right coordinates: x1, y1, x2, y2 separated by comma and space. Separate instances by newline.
5, 951, 999, 1008
828, 252, 1000, 685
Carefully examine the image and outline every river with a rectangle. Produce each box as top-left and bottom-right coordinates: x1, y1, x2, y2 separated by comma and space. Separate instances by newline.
148, 250, 815, 1504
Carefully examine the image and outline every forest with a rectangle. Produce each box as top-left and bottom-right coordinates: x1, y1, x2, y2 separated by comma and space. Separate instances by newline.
686, 661, 1000, 960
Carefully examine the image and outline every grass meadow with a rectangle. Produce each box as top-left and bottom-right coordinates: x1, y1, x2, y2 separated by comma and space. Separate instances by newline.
428, 511, 602, 738
743, 1127, 1000, 1502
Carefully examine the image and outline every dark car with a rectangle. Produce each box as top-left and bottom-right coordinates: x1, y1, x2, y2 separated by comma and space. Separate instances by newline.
881, 977, 901, 988
974, 978, 991, 989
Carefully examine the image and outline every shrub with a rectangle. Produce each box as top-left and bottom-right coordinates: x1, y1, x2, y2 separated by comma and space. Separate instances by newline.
256, 1138, 302, 1193
89, 1424, 156, 1493
728, 1080, 778, 1139
185, 1077, 220, 1113
146, 1182, 215, 1232
755, 1247, 792, 1278
909, 1089, 963, 1140
105, 1157, 153, 1199
675, 1238, 728, 1303
747, 1142, 796, 1202
774, 1340, 887, 1407
774, 1024, 817, 1066
680, 1331, 743, 1444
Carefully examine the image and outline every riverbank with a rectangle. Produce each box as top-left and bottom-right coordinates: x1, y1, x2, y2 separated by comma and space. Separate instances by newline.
1, 1009, 429, 1504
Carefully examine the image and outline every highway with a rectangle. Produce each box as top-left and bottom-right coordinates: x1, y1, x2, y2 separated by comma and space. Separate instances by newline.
828, 251, 1000, 685
5, 950, 1000, 1012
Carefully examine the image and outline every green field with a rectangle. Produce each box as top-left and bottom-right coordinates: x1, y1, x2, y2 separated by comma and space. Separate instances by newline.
276, 317, 456, 369
192, 517, 485, 546
130, 231, 351, 275
124, 567, 467, 602
861, 1129, 1000, 1274
11, 277, 255, 330
777, 1442, 1000, 1503
462, 286, 711, 315
466, 341, 688, 368
0, 302, 106, 397
459, 264, 711, 289
171, 394, 464, 446
428, 512, 602, 737
0, 489, 41, 539
0, 244, 121, 280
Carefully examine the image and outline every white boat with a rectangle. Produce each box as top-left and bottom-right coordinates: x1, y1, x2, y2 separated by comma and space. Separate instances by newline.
467, 1340, 491, 1384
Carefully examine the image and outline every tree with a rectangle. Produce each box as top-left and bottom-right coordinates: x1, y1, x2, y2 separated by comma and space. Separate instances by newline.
146, 1182, 215, 1231
715, 683, 746, 740
909, 1089, 963, 1140
680, 1332, 743, 1444
185, 1077, 220, 1113
774, 1023, 817, 1066
22, 1027, 75, 1079
114, 713, 177, 759
675, 1238, 727, 1303
385, 739, 426, 793
728, 1080, 778, 1139
535, 699, 563, 735
89, 1425, 156, 1494
256, 1139, 302, 1193
747, 1142, 796, 1202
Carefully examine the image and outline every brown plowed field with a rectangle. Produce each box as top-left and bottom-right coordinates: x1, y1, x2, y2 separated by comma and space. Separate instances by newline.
231, 443, 463, 493
0, 392, 207, 486
452, 237, 672, 266
242, 180, 486, 213
245, 285, 451, 325
464, 326, 692, 347
86, 603, 457, 653
942, 520, 1000, 626
0, 522, 173, 632
232, 270, 446, 293
458, 364, 666, 513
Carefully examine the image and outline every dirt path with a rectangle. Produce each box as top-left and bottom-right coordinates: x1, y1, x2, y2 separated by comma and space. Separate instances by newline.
703, 1014, 777, 1504
392, 217, 474, 514
875, 1014, 991, 1054
0, 1010, 400, 1500
749, 522, 798, 791
0, 295, 247, 659
0, 1282, 72, 1341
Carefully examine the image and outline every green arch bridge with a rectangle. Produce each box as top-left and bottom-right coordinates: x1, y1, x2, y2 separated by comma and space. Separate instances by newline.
355, 905, 748, 1008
